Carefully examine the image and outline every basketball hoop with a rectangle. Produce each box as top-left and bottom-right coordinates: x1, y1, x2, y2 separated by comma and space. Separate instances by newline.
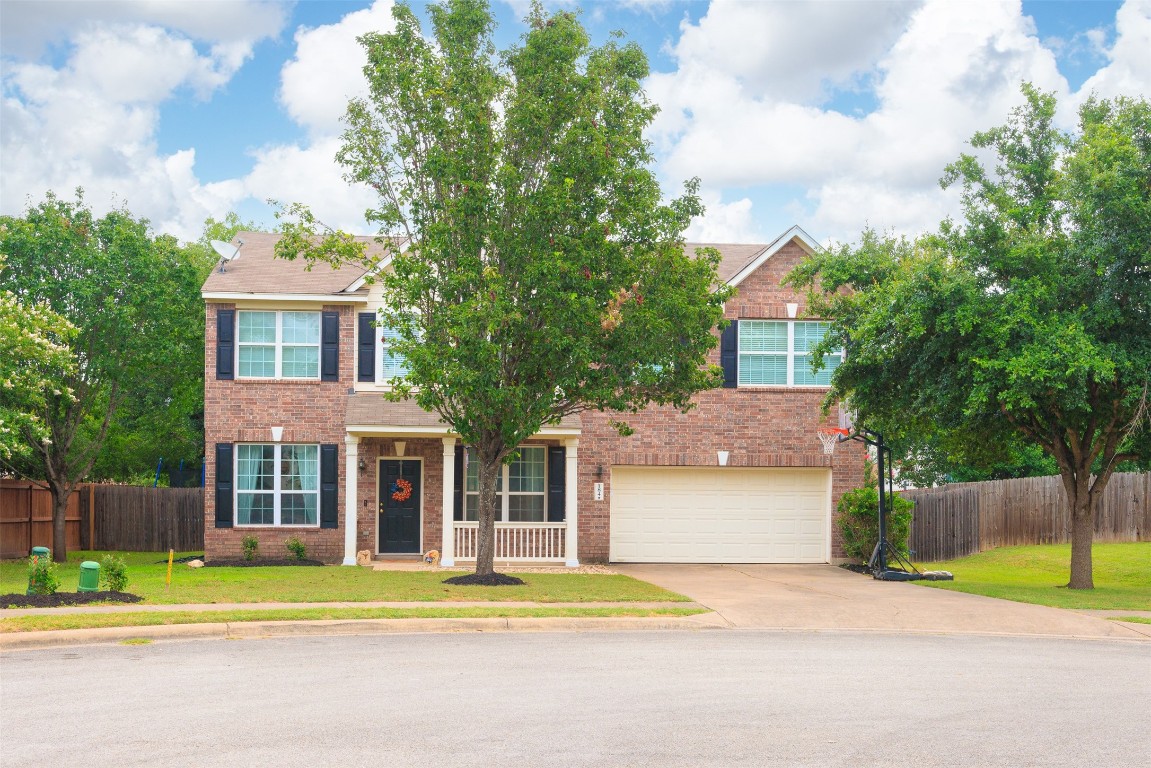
817, 427, 849, 454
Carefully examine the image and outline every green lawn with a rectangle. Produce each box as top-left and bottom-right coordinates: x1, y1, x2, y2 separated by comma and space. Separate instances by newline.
914, 542, 1151, 610
0, 551, 689, 605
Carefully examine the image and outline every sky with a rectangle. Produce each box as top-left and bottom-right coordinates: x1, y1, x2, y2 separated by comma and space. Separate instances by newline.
2, 0, 1148, 246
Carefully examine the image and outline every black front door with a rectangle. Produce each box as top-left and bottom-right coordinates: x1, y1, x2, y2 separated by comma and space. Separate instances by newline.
379, 460, 421, 553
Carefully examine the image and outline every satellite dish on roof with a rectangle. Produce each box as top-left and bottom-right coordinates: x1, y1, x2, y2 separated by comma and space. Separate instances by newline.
211, 239, 243, 272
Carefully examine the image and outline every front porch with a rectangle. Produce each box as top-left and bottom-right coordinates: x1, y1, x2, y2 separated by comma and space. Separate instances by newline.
341, 399, 582, 567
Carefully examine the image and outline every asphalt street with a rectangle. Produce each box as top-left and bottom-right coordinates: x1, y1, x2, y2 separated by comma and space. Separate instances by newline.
2, 630, 1148, 767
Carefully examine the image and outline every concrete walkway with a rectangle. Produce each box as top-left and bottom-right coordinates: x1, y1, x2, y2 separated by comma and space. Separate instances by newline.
614, 563, 1151, 641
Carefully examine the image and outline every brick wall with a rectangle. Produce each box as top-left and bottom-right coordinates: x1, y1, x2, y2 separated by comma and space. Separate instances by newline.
575, 238, 866, 562
203, 303, 354, 563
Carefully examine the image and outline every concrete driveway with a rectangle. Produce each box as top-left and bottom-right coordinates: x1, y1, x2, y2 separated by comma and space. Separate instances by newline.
615, 563, 1151, 641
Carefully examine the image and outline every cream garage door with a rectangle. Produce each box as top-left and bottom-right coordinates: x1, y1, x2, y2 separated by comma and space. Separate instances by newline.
610, 466, 831, 563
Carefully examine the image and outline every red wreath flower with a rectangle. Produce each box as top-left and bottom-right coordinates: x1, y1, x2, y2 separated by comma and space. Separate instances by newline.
391, 478, 413, 502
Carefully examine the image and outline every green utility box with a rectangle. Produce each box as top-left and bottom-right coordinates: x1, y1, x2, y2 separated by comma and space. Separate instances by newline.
78, 561, 100, 592
31, 546, 50, 560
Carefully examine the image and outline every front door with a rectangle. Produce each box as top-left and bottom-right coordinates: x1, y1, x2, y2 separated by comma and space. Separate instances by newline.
379, 459, 421, 553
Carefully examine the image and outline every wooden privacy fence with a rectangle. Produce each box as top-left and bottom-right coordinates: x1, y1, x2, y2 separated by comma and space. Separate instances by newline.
901, 472, 1150, 562
0, 481, 81, 558
0, 481, 204, 557
93, 485, 204, 552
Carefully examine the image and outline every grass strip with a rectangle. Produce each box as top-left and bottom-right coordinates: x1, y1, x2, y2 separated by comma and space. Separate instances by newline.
1, 552, 690, 604
0, 606, 707, 633
912, 542, 1150, 611
1108, 616, 1151, 625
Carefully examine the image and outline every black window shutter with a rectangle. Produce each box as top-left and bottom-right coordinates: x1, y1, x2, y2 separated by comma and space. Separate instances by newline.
720, 319, 738, 388
547, 446, 566, 522
321, 311, 339, 382
214, 443, 233, 528
453, 445, 464, 521
320, 444, 339, 529
357, 312, 376, 382
216, 309, 235, 380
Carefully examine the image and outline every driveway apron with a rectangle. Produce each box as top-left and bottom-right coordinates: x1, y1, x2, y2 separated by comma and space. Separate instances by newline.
614, 563, 1151, 640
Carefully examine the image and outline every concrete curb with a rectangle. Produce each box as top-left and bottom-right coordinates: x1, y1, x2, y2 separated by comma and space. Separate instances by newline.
0, 613, 729, 651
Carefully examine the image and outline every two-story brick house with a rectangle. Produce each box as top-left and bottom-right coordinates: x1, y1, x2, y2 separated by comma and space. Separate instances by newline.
202, 226, 865, 566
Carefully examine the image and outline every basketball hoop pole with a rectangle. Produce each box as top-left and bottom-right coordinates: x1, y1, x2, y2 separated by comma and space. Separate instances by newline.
842, 426, 897, 576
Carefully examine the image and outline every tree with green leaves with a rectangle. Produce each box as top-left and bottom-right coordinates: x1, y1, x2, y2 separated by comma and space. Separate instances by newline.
275, 0, 732, 581
787, 85, 1151, 589
89, 212, 258, 485
0, 256, 77, 462
0, 191, 208, 560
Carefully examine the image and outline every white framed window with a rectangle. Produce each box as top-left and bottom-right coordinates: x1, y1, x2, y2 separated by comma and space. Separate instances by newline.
738, 320, 841, 386
377, 322, 411, 381
464, 446, 547, 522
238, 311, 320, 379
235, 443, 319, 526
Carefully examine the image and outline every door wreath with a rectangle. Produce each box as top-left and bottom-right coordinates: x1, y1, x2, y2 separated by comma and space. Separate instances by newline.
390, 478, 413, 502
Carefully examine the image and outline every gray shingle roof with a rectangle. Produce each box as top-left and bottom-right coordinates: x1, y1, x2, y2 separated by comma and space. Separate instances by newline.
202, 233, 774, 296
200, 231, 399, 296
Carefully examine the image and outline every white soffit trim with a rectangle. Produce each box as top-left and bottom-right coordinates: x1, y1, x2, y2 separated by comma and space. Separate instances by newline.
342, 238, 411, 293
726, 225, 823, 288
346, 425, 582, 437
202, 292, 366, 303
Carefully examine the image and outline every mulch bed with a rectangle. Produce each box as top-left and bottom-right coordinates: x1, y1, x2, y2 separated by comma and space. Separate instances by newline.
443, 572, 526, 586
1, 591, 144, 609
839, 563, 871, 575
202, 558, 325, 567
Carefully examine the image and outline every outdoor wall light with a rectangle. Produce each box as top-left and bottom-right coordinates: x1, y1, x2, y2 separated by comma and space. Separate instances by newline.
358, 457, 367, 475
595, 465, 603, 478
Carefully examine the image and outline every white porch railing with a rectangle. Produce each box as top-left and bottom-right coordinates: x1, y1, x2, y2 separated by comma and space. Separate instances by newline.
453, 522, 567, 562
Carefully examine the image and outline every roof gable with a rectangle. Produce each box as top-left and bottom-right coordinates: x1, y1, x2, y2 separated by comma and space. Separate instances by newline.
200, 231, 399, 298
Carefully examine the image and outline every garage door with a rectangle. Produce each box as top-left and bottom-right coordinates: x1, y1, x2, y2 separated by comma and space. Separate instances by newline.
610, 466, 830, 563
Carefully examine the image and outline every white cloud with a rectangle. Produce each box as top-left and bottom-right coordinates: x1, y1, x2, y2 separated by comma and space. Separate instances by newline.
245, 137, 380, 233
669, 0, 919, 103
1074, 0, 1151, 104
685, 189, 760, 243
0, 2, 287, 240
278, 1, 398, 136
651, 0, 1085, 243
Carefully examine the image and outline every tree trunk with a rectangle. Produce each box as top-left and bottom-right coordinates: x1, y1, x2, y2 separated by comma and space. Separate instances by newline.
473, 448, 502, 576
1068, 498, 1094, 590
51, 484, 72, 563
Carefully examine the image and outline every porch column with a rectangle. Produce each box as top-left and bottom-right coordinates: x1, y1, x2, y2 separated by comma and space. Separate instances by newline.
343, 435, 361, 565
565, 438, 579, 567
441, 437, 456, 566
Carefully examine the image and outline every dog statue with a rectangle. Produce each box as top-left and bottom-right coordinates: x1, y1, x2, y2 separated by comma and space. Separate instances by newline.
356, 549, 372, 566
424, 549, 441, 566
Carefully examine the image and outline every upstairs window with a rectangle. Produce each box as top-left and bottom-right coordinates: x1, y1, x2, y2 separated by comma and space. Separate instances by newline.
378, 323, 411, 381
238, 311, 320, 379
738, 320, 841, 386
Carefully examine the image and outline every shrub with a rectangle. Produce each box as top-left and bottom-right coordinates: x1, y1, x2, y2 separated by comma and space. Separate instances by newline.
241, 535, 259, 561
285, 537, 307, 561
27, 555, 60, 595
100, 554, 129, 592
836, 462, 914, 564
